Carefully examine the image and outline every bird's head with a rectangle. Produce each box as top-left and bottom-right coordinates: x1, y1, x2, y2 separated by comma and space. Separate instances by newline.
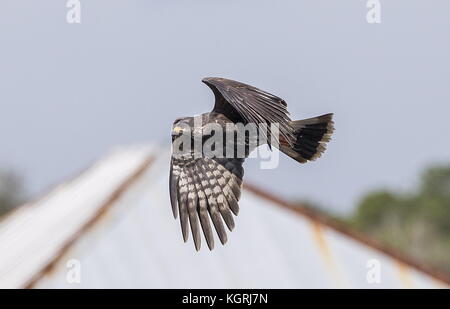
172, 117, 192, 140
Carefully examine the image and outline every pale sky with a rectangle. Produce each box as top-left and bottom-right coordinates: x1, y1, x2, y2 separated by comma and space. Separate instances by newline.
1, 1, 449, 214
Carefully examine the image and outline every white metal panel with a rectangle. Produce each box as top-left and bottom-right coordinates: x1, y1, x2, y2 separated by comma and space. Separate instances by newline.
32, 149, 450, 289
0, 146, 447, 288
0, 146, 155, 288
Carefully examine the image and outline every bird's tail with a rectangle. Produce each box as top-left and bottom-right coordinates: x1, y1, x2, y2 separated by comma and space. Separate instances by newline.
279, 113, 334, 163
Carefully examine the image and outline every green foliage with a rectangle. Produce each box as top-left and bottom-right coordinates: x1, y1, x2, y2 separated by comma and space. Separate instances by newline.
0, 170, 23, 217
348, 165, 450, 275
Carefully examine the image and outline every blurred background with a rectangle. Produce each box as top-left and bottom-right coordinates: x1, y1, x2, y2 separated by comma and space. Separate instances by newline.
0, 1, 449, 283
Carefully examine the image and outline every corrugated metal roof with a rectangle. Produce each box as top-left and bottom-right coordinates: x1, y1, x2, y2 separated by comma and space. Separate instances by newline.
0, 145, 448, 288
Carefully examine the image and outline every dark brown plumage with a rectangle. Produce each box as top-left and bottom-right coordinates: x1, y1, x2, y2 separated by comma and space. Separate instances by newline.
170, 77, 334, 250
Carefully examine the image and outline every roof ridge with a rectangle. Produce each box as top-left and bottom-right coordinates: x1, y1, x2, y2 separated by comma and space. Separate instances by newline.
243, 182, 450, 286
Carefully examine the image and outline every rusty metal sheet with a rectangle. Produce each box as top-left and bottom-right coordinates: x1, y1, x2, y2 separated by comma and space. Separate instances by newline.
0, 146, 447, 288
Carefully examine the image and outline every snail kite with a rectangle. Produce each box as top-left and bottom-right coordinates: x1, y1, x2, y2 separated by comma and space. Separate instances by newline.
170, 77, 334, 251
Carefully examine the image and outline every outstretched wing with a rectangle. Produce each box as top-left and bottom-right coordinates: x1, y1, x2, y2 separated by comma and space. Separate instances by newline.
202, 77, 295, 146
170, 156, 244, 251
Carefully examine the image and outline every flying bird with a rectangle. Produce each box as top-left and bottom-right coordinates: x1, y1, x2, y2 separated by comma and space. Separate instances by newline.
170, 77, 334, 251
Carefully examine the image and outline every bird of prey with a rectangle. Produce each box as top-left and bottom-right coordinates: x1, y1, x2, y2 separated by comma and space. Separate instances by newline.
170, 77, 334, 251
